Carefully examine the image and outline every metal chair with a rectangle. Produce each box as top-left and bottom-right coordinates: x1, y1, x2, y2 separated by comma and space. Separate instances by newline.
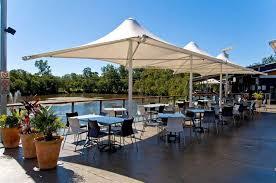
137, 105, 159, 139
202, 110, 218, 134
165, 117, 184, 143
221, 106, 235, 126
114, 118, 138, 151
63, 117, 88, 151
83, 120, 108, 149
261, 99, 267, 111
65, 112, 87, 129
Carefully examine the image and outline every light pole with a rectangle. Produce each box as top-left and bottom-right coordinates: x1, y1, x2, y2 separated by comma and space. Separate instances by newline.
269, 40, 276, 53
0, 0, 7, 114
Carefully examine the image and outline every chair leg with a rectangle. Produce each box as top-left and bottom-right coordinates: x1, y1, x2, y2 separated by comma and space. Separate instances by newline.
62, 133, 67, 149
140, 124, 146, 139
75, 134, 80, 151
133, 134, 138, 152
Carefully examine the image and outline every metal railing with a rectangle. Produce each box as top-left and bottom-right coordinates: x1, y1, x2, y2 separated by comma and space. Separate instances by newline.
7, 95, 187, 114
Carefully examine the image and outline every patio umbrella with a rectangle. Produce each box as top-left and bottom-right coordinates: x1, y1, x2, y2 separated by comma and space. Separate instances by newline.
23, 18, 225, 116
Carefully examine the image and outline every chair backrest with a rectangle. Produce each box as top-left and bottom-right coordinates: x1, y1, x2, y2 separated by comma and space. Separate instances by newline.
158, 105, 165, 113
68, 117, 81, 133
137, 105, 146, 115
100, 111, 108, 116
177, 102, 185, 109
166, 117, 184, 133
222, 106, 233, 117
121, 118, 134, 137
202, 110, 215, 124
250, 101, 256, 110
186, 110, 195, 119
66, 112, 78, 127
198, 101, 205, 108
88, 120, 100, 138
233, 104, 240, 115
160, 117, 168, 126
165, 105, 175, 113
238, 103, 244, 112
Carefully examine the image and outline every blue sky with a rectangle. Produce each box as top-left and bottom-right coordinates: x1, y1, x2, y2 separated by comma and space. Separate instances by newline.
8, 0, 276, 76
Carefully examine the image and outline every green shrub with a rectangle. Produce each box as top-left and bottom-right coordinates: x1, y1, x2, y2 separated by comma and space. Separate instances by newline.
252, 92, 263, 100
31, 106, 64, 141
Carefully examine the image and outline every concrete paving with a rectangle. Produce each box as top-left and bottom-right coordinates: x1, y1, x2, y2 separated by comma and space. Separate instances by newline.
1, 112, 276, 183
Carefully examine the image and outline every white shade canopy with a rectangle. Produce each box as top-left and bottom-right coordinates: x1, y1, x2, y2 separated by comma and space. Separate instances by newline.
201, 78, 220, 84
23, 18, 216, 68
172, 42, 265, 76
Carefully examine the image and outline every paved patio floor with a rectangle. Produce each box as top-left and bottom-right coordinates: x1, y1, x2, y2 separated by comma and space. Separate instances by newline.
1, 112, 276, 183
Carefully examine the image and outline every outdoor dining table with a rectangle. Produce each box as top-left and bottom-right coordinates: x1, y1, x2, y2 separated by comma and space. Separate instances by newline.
74, 114, 124, 153
103, 107, 127, 117
143, 103, 170, 120
158, 112, 185, 118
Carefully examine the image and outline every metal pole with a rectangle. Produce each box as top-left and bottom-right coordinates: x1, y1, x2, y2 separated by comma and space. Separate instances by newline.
127, 40, 133, 117
219, 64, 223, 110
0, 0, 7, 114
189, 55, 193, 107
225, 73, 228, 97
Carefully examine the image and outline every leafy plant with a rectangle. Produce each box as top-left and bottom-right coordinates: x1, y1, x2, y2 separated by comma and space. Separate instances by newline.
252, 92, 263, 100
20, 96, 41, 134
0, 114, 7, 128
31, 106, 64, 141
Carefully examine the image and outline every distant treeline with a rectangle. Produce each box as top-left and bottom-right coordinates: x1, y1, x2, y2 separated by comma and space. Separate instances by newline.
10, 60, 191, 97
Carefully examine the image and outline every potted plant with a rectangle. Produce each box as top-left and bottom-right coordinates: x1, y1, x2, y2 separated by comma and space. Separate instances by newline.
0, 111, 21, 148
20, 98, 42, 159
31, 106, 64, 170
252, 92, 263, 107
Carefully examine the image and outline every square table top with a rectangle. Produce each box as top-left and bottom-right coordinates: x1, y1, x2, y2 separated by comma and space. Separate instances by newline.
143, 103, 169, 108
103, 107, 127, 112
72, 114, 124, 125
186, 109, 205, 113
158, 112, 185, 118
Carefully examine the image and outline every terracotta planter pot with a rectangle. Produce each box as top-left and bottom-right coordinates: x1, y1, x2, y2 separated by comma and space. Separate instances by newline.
1, 127, 20, 148
34, 136, 63, 170
20, 133, 42, 159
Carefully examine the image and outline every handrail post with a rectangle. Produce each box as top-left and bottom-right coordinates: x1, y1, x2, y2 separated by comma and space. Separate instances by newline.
158, 96, 161, 103
71, 102, 75, 113
99, 100, 102, 114
142, 97, 144, 104
123, 99, 125, 108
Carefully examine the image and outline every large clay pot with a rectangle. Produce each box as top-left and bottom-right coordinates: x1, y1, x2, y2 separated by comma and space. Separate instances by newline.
20, 133, 42, 159
1, 127, 20, 148
34, 136, 63, 170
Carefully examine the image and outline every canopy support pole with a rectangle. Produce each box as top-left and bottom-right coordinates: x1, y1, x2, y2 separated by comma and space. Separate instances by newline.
225, 73, 228, 97
127, 40, 133, 117
189, 55, 193, 107
219, 63, 223, 110
0, 0, 7, 115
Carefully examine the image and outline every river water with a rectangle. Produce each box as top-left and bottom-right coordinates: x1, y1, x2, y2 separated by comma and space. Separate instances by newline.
25, 93, 172, 123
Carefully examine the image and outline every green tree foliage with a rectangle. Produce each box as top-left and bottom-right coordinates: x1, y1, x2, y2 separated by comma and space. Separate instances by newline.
262, 54, 276, 65
134, 69, 190, 96
10, 60, 191, 97
249, 54, 276, 66
35, 60, 52, 76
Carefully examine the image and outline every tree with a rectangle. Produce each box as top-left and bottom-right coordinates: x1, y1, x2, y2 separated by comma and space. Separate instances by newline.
262, 54, 276, 65
35, 60, 52, 76
82, 67, 99, 93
